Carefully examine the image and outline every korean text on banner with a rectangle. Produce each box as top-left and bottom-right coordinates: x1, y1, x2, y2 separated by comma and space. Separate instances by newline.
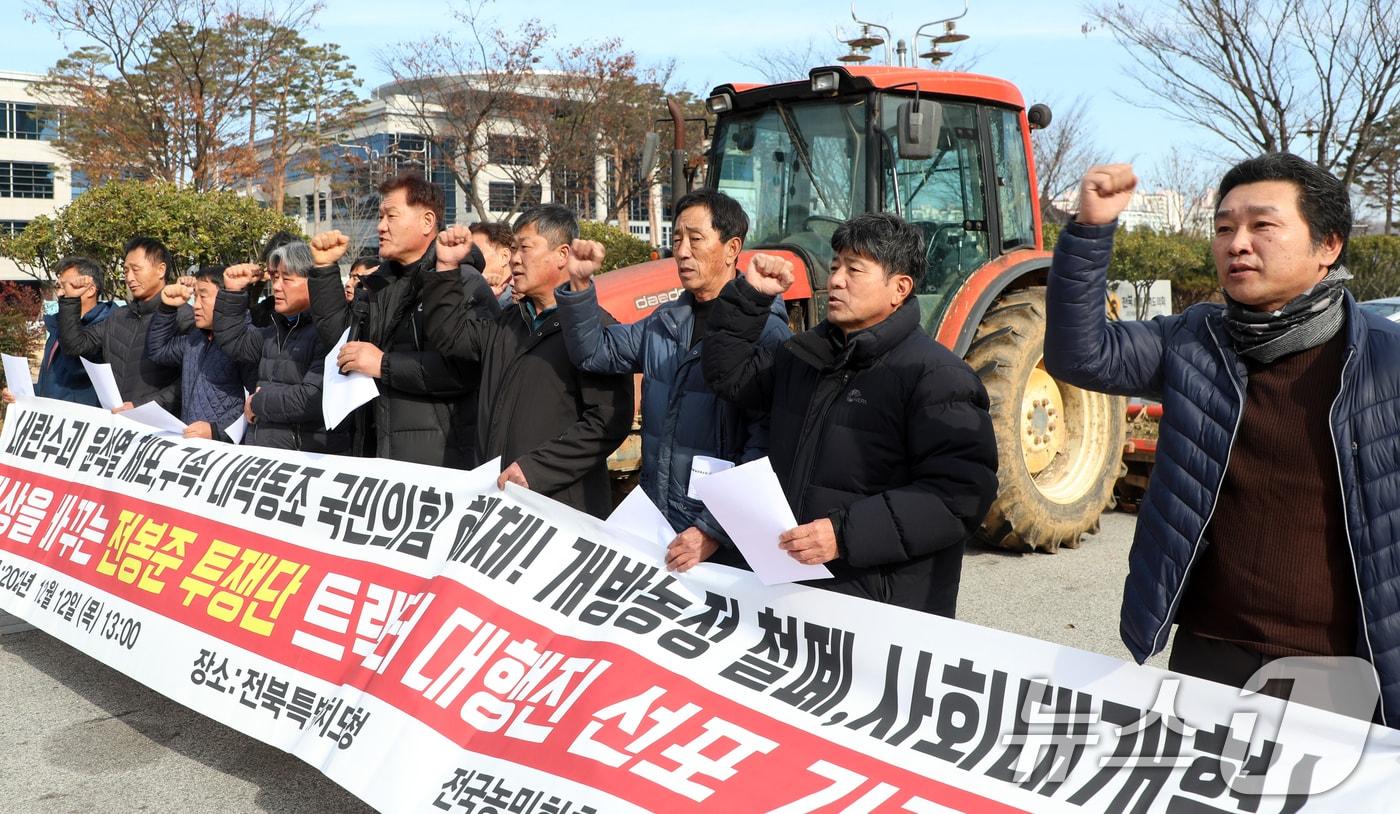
0, 398, 1397, 814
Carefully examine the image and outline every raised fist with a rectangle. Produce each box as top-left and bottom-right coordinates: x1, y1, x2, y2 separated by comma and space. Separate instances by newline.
435, 225, 476, 271
310, 230, 350, 267
743, 253, 795, 298
566, 239, 606, 291
223, 262, 262, 292
1076, 164, 1137, 226
161, 276, 195, 307
60, 272, 97, 299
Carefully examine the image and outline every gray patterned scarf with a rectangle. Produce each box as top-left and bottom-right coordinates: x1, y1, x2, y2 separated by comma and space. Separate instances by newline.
1222, 266, 1351, 363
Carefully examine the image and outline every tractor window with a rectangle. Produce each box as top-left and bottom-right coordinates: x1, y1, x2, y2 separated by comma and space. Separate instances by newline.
879, 97, 990, 330
991, 107, 1036, 251
711, 99, 868, 281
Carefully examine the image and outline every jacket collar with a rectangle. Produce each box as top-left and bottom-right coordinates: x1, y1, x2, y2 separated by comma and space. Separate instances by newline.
1207, 290, 1369, 377
127, 294, 162, 317
83, 300, 115, 324
369, 244, 436, 289
657, 290, 696, 342
1341, 290, 1369, 356
788, 295, 921, 371
659, 284, 787, 343
274, 309, 311, 331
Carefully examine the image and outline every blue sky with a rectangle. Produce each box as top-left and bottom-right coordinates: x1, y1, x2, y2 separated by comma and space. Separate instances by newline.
2, 0, 1230, 186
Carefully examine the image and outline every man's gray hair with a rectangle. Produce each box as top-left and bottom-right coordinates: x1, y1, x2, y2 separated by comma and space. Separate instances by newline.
513, 203, 579, 248
268, 240, 315, 277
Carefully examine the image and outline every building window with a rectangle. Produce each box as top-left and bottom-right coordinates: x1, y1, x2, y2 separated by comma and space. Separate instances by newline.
432, 154, 456, 226
488, 135, 539, 167
70, 169, 89, 201
0, 220, 29, 236
628, 191, 649, 223
488, 181, 541, 212
488, 182, 513, 212
0, 162, 55, 198
1, 102, 60, 140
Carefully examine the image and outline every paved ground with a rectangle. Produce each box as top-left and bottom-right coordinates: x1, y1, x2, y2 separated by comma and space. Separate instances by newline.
0, 511, 1155, 813
960, 511, 1171, 670
0, 627, 374, 813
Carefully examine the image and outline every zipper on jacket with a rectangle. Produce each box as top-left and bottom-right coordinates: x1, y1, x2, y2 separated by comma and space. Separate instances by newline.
662, 352, 698, 507
1327, 347, 1385, 726
792, 369, 850, 520
279, 318, 299, 352
1149, 322, 1246, 656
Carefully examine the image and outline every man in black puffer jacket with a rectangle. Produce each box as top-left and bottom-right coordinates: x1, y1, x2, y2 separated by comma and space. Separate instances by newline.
58, 236, 191, 412
703, 213, 998, 616
423, 205, 634, 518
212, 242, 349, 454
305, 173, 495, 468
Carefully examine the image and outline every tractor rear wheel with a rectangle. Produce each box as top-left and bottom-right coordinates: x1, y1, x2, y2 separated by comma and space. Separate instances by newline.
965, 287, 1124, 553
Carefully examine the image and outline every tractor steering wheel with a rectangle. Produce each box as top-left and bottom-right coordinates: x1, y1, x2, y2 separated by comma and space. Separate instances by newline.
923, 223, 963, 292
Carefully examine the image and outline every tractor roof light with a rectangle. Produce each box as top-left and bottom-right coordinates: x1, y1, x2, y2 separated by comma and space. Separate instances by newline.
706, 93, 733, 115
811, 71, 840, 93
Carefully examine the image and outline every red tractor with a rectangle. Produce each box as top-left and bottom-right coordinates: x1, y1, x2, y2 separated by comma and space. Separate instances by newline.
594, 64, 1126, 553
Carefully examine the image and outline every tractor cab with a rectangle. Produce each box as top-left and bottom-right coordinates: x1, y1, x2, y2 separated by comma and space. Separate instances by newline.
704, 65, 1041, 334
595, 62, 1127, 555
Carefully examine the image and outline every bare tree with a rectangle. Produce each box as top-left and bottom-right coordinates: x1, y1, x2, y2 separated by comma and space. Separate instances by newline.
1030, 95, 1108, 223
381, 1, 680, 228
734, 37, 845, 84
28, 0, 318, 190
1090, 0, 1400, 187
1355, 111, 1400, 235
376, 1, 548, 223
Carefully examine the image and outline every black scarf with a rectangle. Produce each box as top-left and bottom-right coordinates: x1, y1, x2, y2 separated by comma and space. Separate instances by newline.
1222, 266, 1351, 363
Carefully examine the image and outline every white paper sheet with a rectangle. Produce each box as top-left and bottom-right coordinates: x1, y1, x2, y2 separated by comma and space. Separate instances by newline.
686, 455, 735, 500
323, 327, 379, 430
605, 486, 677, 549
79, 357, 123, 410
223, 388, 250, 444
2, 354, 34, 400
693, 457, 832, 585
120, 400, 187, 435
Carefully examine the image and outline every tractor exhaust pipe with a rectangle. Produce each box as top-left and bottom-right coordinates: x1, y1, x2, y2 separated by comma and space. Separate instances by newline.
668, 97, 688, 207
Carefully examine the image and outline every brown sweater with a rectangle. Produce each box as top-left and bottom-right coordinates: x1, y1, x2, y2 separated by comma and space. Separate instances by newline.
1176, 332, 1359, 657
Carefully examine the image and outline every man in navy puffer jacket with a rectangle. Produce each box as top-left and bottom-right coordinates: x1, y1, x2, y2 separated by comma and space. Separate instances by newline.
146, 266, 250, 442
556, 190, 791, 572
1045, 154, 1400, 725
